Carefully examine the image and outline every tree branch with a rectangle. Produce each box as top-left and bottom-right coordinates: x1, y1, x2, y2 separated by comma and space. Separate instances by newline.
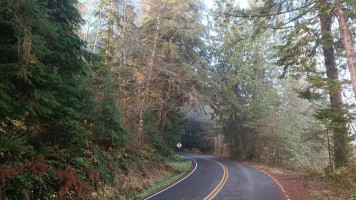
220, 2, 315, 19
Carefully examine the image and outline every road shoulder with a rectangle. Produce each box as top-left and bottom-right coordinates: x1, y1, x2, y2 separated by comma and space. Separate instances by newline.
245, 163, 316, 200
139, 155, 196, 200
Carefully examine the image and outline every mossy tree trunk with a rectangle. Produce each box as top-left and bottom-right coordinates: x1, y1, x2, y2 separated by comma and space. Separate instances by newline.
318, 0, 350, 168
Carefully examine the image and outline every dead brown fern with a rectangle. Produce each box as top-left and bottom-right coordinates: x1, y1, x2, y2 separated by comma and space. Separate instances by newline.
0, 156, 93, 199
27, 156, 49, 176
0, 164, 24, 200
0, 164, 23, 187
88, 169, 99, 190
56, 166, 88, 199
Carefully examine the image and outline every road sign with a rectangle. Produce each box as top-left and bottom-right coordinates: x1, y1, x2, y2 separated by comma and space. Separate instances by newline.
176, 143, 182, 149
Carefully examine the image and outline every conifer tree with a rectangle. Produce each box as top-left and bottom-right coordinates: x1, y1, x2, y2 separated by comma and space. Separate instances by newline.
0, 0, 97, 198
208, 1, 325, 166
0, 0, 90, 145
220, 0, 353, 167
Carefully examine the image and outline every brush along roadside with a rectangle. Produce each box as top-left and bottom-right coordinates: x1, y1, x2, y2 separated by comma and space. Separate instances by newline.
133, 154, 194, 200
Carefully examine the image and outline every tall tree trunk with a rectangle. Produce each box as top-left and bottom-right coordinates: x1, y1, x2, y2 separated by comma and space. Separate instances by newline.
237, 130, 245, 158
119, 0, 127, 66
158, 79, 171, 135
319, 1, 349, 167
336, 2, 356, 99
106, 1, 114, 68
157, 108, 168, 135
92, 5, 102, 53
234, 112, 245, 159
137, 9, 161, 144
84, 3, 91, 43
319, 8, 343, 110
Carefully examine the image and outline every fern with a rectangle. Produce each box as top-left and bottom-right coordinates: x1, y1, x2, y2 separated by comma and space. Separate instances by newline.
0, 136, 24, 153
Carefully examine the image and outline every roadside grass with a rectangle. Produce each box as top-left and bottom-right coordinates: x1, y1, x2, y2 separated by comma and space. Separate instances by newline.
168, 155, 193, 172
248, 163, 285, 175
266, 167, 285, 175
130, 155, 192, 200
309, 189, 329, 199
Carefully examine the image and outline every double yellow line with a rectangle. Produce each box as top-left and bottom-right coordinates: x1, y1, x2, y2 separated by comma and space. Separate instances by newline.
203, 160, 229, 200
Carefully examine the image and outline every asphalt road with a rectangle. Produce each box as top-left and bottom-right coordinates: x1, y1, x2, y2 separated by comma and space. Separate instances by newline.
144, 153, 283, 200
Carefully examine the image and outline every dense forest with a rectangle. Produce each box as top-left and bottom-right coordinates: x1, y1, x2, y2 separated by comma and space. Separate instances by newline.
0, 0, 356, 199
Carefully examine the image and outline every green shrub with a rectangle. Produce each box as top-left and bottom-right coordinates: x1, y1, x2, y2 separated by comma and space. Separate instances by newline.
2, 169, 59, 200
306, 165, 324, 179
327, 166, 356, 189
0, 136, 34, 162
92, 146, 118, 184
143, 115, 171, 157
191, 148, 203, 154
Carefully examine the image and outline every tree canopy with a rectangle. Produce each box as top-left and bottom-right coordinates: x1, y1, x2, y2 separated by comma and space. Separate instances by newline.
0, 0, 355, 198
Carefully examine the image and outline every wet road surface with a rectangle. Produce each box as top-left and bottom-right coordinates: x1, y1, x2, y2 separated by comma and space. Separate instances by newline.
144, 153, 282, 200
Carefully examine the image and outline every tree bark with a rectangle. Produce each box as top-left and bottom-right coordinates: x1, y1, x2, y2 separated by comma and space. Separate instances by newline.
84, 2, 92, 43
157, 108, 168, 135
106, 1, 114, 68
319, 10, 343, 110
92, 5, 102, 53
318, 1, 349, 167
137, 7, 161, 144
234, 112, 245, 159
237, 130, 245, 158
336, 2, 356, 99
119, 0, 128, 66
157, 79, 171, 135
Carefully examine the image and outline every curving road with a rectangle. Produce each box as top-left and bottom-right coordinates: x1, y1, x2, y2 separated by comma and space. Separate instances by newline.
144, 153, 282, 200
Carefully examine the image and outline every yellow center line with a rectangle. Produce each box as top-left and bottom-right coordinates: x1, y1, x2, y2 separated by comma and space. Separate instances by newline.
203, 160, 229, 200
209, 163, 228, 200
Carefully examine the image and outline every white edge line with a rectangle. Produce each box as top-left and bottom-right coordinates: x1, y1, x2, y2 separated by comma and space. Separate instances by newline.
243, 163, 286, 199
143, 157, 198, 200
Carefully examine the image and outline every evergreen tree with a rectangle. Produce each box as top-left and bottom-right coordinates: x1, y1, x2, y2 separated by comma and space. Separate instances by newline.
207, 1, 324, 167
0, 0, 90, 147
220, 0, 353, 167
0, 0, 99, 198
